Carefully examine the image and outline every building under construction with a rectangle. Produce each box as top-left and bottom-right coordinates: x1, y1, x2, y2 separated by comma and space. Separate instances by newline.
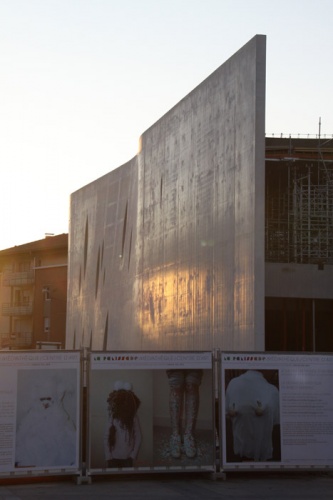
265, 135, 333, 352
265, 136, 333, 265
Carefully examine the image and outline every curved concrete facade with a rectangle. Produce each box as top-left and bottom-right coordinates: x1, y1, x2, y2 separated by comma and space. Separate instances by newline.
66, 35, 266, 351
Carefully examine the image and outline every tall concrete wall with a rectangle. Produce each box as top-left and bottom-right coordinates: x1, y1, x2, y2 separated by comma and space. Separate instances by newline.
66, 35, 266, 351
67, 158, 139, 349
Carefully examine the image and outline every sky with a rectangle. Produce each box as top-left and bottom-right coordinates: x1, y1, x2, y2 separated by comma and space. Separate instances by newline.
1, 0, 332, 251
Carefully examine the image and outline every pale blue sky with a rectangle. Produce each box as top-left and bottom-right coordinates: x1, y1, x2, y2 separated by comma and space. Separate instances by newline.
1, 0, 332, 250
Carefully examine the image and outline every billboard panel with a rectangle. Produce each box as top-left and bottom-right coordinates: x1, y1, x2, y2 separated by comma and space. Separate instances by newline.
0, 351, 81, 476
88, 351, 215, 473
220, 352, 333, 470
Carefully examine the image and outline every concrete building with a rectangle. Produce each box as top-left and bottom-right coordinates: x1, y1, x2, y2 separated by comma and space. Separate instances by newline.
0, 234, 68, 349
66, 35, 333, 353
265, 136, 333, 352
66, 35, 265, 351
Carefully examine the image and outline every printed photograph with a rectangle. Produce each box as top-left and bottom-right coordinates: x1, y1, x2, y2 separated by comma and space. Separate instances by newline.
224, 369, 281, 463
152, 369, 215, 468
88, 366, 215, 471
89, 369, 153, 469
15, 368, 78, 469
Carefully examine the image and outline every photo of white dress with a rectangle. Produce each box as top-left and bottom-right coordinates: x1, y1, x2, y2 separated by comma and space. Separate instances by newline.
15, 369, 77, 468
225, 370, 280, 462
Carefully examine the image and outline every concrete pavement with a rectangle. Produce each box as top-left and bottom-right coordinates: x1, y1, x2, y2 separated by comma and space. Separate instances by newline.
0, 472, 332, 500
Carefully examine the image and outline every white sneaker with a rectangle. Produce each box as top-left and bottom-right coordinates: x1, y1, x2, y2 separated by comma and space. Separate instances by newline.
170, 433, 181, 458
184, 432, 197, 458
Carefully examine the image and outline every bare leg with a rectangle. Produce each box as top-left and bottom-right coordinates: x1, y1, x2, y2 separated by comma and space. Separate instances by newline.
184, 382, 199, 458
169, 386, 183, 458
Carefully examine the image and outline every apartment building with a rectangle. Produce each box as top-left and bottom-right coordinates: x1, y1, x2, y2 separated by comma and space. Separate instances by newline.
0, 234, 68, 349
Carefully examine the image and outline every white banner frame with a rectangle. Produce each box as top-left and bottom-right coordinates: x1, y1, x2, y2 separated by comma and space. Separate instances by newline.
0, 350, 82, 478
220, 351, 333, 471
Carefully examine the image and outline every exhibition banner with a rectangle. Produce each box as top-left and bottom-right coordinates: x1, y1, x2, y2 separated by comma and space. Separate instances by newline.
88, 351, 215, 473
220, 352, 333, 470
0, 351, 81, 475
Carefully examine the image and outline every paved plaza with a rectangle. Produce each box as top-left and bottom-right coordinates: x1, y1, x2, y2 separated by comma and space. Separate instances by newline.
0, 472, 332, 500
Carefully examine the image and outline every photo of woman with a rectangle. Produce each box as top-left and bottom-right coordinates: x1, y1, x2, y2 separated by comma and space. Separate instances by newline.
104, 381, 142, 468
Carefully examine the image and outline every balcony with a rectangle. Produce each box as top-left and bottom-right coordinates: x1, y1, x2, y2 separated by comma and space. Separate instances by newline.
2, 270, 34, 286
0, 332, 33, 349
2, 302, 33, 316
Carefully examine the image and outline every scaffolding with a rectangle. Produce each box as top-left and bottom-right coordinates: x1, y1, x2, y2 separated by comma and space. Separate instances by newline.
265, 138, 333, 265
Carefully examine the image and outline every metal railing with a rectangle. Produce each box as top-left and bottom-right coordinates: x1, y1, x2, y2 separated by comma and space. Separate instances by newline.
266, 133, 333, 139
2, 270, 34, 286
0, 332, 33, 349
1, 302, 33, 316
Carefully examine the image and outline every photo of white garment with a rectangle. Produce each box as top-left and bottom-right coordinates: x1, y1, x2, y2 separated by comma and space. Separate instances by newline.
225, 370, 280, 462
15, 370, 77, 468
